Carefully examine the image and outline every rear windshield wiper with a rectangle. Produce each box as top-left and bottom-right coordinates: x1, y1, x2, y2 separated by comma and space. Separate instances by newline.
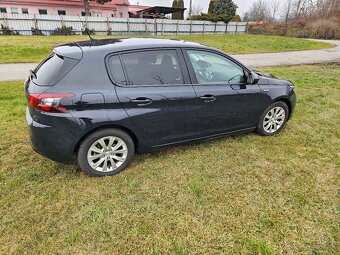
29, 69, 37, 79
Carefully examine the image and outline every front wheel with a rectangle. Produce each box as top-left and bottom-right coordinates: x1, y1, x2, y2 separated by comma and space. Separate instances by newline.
256, 101, 289, 136
77, 129, 135, 177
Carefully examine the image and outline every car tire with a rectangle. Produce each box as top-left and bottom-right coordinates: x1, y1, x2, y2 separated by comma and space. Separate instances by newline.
256, 101, 289, 136
77, 129, 135, 177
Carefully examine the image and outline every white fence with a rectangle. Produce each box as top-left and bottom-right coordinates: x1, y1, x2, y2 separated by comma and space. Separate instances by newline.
0, 13, 247, 36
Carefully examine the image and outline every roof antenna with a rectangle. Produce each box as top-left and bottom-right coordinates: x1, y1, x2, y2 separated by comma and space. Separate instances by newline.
77, 14, 96, 44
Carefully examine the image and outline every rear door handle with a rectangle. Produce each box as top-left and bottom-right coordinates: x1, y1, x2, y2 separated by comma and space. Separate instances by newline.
130, 97, 153, 106
199, 95, 216, 102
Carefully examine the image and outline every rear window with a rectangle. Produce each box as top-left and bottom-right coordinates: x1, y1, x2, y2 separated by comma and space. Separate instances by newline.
120, 50, 184, 86
32, 53, 79, 86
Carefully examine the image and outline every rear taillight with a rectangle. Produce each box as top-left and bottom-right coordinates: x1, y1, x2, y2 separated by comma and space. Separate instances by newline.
28, 93, 74, 113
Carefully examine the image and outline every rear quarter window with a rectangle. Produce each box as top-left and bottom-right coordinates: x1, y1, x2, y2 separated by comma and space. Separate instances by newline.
33, 53, 79, 86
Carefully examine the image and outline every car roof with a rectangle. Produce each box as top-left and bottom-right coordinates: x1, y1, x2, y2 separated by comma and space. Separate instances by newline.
55, 38, 210, 56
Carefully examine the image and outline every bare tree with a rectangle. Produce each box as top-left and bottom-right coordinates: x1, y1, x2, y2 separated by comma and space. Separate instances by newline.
314, 0, 337, 18
270, 0, 280, 21
190, 4, 203, 16
247, 0, 270, 21
281, 0, 294, 24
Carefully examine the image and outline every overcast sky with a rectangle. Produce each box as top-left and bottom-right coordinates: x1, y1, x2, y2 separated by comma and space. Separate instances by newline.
129, 0, 273, 17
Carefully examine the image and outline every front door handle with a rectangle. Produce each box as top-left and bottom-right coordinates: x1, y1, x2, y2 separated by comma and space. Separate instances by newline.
130, 97, 153, 106
199, 95, 216, 103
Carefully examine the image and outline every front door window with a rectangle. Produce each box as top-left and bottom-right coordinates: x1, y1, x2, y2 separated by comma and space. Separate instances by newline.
187, 50, 247, 85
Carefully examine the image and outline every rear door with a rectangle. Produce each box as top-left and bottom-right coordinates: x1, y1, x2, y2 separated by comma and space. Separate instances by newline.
107, 49, 198, 147
183, 49, 264, 136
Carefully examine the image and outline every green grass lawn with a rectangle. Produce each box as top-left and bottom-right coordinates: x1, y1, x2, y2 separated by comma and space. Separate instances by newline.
0, 64, 339, 254
0, 34, 333, 64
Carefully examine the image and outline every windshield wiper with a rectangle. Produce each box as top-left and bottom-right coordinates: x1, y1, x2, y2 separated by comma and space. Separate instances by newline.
29, 69, 37, 79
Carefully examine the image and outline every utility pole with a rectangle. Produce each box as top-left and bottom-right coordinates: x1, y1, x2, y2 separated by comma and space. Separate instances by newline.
189, 0, 192, 17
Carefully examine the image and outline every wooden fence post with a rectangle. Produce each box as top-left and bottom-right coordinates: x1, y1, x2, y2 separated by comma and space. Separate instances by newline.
190, 20, 193, 34
85, 16, 88, 30
203, 21, 206, 34
161, 19, 164, 35
107, 17, 110, 33
2, 13, 9, 28
33, 14, 38, 30
235, 22, 238, 34
176, 20, 179, 34
225, 22, 228, 34
154, 19, 157, 35
60, 15, 64, 27
127, 17, 130, 34
214, 22, 217, 34
145, 18, 148, 33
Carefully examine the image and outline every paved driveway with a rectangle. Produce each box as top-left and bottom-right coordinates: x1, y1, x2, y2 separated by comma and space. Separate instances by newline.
0, 39, 339, 82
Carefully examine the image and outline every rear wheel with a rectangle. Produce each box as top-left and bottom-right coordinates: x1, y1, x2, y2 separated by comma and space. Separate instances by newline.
77, 129, 135, 177
256, 101, 289, 136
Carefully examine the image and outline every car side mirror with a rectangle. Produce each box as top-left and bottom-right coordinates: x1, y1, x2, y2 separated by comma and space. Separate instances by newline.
248, 72, 259, 84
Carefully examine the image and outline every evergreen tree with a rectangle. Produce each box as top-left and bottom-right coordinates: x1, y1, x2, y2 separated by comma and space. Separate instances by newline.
208, 0, 216, 14
178, 0, 184, 8
213, 0, 237, 17
177, 0, 185, 20
243, 12, 249, 22
172, 0, 178, 19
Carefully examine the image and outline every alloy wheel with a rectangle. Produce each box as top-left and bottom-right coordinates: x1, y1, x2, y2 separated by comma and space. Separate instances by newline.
263, 106, 286, 133
87, 136, 128, 172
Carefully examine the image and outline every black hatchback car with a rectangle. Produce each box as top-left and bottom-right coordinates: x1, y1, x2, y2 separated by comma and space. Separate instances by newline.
25, 38, 296, 176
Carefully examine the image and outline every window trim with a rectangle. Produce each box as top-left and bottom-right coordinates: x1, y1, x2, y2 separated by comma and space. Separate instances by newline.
105, 48, 191, 88
10, 7, 19, 14
182, 48, 251, 86
21, 8, 29, 14
57, 10, 66, 16
38, 9, 48, 15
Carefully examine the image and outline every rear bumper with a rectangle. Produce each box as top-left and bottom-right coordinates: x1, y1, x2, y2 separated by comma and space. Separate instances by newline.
26, 107, 75, 164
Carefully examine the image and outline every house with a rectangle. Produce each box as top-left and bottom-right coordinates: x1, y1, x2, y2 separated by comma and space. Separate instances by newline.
0, 1, 185, 20
0, 0, 131, 18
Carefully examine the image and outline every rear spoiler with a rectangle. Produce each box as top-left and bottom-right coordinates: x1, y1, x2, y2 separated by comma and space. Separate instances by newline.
53, 44, 83, 60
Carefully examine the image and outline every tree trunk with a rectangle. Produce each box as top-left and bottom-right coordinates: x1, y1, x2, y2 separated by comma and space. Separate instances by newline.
83, 0, 91, 16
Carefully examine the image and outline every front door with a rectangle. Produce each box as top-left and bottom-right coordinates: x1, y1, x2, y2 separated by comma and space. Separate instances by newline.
109, 49, 198, 147
184, 49, 264, 136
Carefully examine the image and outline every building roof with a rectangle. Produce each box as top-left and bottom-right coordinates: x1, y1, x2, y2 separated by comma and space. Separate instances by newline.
128, 4, 150, 15
136, 6, 186, 15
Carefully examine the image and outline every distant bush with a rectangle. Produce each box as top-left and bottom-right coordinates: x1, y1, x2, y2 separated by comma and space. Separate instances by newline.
248, 17, 340, 39
51, 26, 75, 36
82, 28, 95, 35
231, 15, 241, 22
0, 24, 20, 35
189, 13, 233, 23
31, 27, 44, 36
304, 19, 340, 39
248, 23, 287, 36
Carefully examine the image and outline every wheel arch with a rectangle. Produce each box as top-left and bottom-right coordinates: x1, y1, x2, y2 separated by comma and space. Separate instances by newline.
73, 124, 140, 156
273, 97, 292, 119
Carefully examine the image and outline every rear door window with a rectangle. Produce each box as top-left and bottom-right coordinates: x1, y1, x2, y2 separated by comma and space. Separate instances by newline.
120, 50, 184, 86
